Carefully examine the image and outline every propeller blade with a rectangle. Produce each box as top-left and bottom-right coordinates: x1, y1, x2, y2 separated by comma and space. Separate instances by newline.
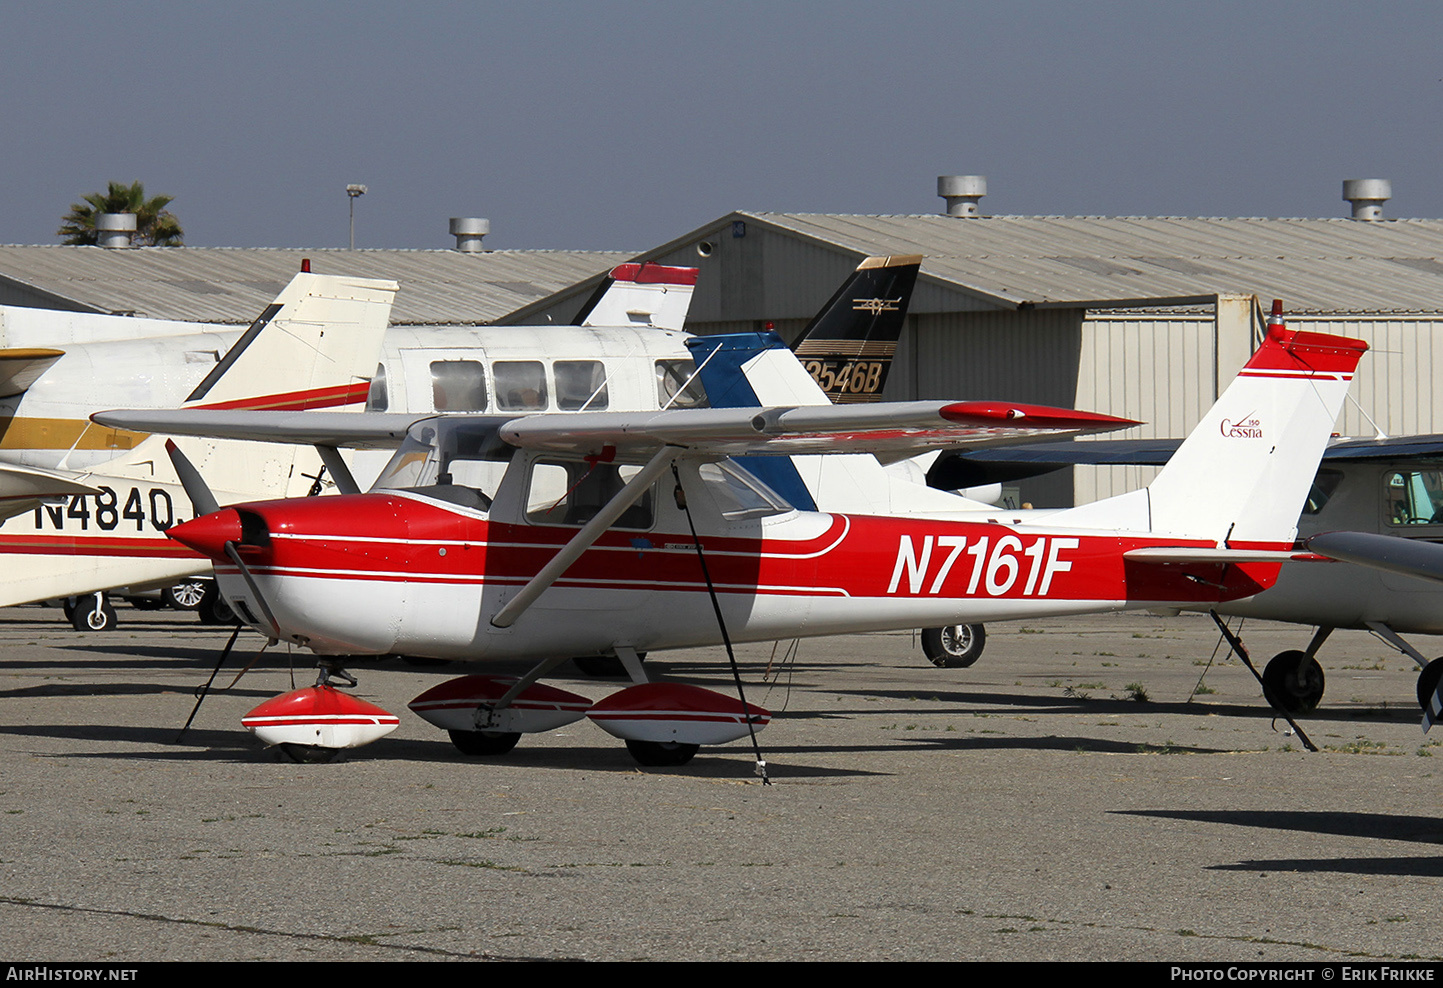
224, 541, 282, 642
165, 439, 219, 517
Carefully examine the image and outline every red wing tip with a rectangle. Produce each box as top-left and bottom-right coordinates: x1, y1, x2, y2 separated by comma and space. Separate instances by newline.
940, 401, 1141, 428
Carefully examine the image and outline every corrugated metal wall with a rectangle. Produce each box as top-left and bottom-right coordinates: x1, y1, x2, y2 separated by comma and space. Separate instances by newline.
1293, 315, 1443, 439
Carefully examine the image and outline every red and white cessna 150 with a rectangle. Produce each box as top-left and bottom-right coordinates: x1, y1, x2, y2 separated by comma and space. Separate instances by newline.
95, 319, 1368, 765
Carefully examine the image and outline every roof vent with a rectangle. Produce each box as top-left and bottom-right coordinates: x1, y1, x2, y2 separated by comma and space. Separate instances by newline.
1342, 179, 1391, 221
96, 212, 137, 248
450, 217, 490, 251
938, 175, 987, 217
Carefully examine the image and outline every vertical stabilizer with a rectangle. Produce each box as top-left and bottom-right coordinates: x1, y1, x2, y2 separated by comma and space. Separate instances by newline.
1056, 304, 1368, 546
573, 263, 698, 332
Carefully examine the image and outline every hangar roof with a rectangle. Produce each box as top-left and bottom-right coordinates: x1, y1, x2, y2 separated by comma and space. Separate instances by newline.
0, 245, 630, 324
654, 212, 1443, 315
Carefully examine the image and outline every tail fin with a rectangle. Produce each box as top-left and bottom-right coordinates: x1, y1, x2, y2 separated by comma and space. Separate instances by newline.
792, 253, 920, 403
96, 271, 397, 499
572, 262, 698, 332
685, 256, 984, 516
1057, 304, 1368, 546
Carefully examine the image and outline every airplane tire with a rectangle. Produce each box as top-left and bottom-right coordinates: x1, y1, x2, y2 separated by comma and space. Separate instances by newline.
69, 596, 117, 632
1416, 658, 1443, 712
1261, 649, 1325, 714
625, 739, 699, 766
449, 729, 521, 756
277, 743, 341, 764
197, 585, 238, 625
920, 624, 986, 668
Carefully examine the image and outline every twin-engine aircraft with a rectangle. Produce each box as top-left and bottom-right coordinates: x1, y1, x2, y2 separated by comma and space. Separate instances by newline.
94, 316, 1368, 766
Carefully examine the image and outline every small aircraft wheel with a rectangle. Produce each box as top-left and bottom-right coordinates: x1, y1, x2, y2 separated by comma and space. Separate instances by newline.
1261, 649, 1325, 714
277, 743, 342, 764
449, 729, 521, 756
196, 585, 238, 625
69, 596, 117, 632
920, 624, 986, 668
1416, 658, 1443, 712
163, 579, 208, 610
572, 652, 647, 677
625, 739, 699, 766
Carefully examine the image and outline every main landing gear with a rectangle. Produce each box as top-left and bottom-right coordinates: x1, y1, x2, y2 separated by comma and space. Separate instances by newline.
920, 624, 986, 668
407, 648, 770, 767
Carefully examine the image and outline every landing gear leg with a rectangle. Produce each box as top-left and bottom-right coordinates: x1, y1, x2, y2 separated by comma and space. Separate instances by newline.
1366, 622, 1443, 723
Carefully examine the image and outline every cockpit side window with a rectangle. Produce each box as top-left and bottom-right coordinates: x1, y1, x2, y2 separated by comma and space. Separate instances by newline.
1302, 469, 1343, 515
526, 458, 653, 529
1385, 469, 1443, 527
656, 359, 709, 409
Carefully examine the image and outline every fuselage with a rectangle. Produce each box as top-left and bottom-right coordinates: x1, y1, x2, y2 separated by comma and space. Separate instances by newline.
174, 469, 1282, 660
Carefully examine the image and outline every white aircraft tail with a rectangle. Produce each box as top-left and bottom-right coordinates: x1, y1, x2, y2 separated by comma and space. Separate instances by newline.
574, 262, 698, 333
1054, 305, 1368, 547
93, 271, 397, 498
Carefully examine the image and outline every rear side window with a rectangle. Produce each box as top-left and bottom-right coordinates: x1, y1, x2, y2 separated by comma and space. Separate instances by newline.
554, 360, 609, 410
656, 359, 708, 409
494, 361, 548, 411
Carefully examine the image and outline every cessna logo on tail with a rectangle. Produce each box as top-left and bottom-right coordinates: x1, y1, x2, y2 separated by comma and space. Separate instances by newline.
1220, 414, 1263, 439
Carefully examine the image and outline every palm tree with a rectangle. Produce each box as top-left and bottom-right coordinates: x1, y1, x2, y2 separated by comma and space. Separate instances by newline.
58, 181, 184, 246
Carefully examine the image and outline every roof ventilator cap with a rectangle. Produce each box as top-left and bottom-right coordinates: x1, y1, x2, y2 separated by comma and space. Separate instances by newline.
1342, 179, 1390, 221
96, 212, 137, 248
938, 176, 986, 217
450, 217, 490, 251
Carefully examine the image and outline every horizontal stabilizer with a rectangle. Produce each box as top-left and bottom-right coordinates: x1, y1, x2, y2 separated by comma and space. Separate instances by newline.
0, 347, 64, 398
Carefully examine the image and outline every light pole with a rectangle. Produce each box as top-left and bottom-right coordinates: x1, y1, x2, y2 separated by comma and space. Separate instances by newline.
346, 184, 367, 249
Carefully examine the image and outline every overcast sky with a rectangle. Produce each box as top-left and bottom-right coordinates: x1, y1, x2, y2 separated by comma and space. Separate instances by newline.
5, 1, 1440, 251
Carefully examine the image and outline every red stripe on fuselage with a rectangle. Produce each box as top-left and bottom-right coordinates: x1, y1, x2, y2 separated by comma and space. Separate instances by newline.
202, 493, 1281, 606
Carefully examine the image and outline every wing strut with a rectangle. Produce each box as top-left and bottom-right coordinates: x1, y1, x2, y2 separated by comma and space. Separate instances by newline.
489, 446, 680, 629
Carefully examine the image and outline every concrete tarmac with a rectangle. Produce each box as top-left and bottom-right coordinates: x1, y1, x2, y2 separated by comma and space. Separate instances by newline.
1, 602, 1440, 962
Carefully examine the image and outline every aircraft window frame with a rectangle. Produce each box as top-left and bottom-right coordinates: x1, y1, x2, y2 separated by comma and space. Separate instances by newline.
494, 360, 549, 411
525, 457, 654, 530
1302, 469, 1343, 516
554, 360, 610, 411
429, 360, 488, 412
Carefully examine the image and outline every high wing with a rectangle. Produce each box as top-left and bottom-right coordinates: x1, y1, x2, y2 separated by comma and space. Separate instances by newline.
1306, 530, 1443, 584
93, 401, 1140, 462
90, 409, 431, 449
498, 401, 1139, 458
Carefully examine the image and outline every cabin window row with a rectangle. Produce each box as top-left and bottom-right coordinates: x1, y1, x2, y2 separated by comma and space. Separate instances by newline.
365, 359, 708, 414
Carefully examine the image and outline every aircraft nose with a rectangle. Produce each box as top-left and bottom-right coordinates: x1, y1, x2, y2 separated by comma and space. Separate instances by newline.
166, 508, 244, 560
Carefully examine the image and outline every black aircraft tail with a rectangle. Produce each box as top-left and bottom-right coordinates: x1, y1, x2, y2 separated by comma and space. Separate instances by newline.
791, 253, 921, 403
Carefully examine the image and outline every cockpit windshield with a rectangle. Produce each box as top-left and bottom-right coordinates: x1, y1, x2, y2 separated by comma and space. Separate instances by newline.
371, 417, 514, 510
